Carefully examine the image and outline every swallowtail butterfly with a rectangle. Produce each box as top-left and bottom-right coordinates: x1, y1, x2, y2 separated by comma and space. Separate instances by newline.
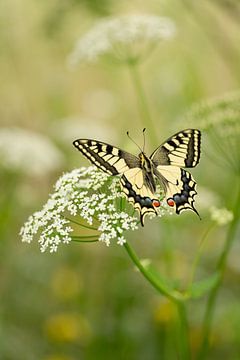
73, 129, 201, 226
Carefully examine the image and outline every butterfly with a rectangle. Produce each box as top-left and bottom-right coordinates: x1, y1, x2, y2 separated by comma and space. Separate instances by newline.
73, 129, 201, 226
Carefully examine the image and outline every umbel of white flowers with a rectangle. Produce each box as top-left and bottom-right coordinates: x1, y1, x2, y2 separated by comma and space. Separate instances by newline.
20, 167, 170, 253
69, 14, 176, 65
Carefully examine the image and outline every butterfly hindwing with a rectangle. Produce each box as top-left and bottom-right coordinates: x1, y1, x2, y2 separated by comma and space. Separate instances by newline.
121, 168, 158, 226
73, 139, 140, 175
150, 129, 201, 168
155, 165, 199, 216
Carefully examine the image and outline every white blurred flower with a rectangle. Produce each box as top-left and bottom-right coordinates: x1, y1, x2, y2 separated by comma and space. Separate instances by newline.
210, 206, 233, 226
69, 14, 176, 65
0, 127, 64, 176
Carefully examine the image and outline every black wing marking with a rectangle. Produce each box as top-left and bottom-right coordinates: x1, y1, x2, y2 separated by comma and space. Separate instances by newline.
150, 129, 201, 168
73, 139, 140, 175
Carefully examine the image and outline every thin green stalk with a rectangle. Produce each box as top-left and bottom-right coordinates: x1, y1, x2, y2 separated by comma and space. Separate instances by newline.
71, 237, 98, 243
197, 178, 240, 359
71, 235, 99, 239
177, 301, 191, 360
188, 223, 214, 287
127, 61, 158, 145
124, 241, 191, 359
64, 216, 99, 231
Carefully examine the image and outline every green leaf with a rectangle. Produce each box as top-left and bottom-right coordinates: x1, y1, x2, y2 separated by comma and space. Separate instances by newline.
188, 273, 220, 299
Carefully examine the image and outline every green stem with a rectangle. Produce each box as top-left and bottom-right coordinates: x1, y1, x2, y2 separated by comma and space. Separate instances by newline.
197, 178, 240, 359
177, 301, 191, 360
127, 61, 158, 145
124, 241, 190, 359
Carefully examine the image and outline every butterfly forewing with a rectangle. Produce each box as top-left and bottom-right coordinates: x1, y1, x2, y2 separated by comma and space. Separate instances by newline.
150, 129, 201, 168
73, 139, 140, 175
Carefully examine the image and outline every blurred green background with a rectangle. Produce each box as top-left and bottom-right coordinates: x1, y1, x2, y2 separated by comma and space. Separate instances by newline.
1, 0, 240, 359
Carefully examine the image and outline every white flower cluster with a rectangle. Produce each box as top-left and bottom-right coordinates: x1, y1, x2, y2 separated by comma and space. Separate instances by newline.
69, 14, 176, 65
0, 127, 63, 176
210, 206, 233, 226
20, 167, 140, 252
98, 212, 138, 246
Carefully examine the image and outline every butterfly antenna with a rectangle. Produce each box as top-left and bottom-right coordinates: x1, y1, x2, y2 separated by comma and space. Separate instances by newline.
126, 131, 142, 152
142, 128, 146, 152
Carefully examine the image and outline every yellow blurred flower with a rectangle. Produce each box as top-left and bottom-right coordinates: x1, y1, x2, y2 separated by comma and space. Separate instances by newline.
43, 355, 72, 360
190, 325, 220, 354
44, 313, 92, 345
51, 267, 82, 301
153, 300, 176, 325
189, 327, 202, 353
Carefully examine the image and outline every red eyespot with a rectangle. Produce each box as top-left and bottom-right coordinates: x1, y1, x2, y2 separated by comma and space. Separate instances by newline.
167, 199, 175, 207
152, 199, 161, 207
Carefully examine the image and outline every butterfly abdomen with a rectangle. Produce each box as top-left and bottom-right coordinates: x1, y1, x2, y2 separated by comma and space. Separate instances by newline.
139, 153, 156, 193
144, 172, 156, 193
